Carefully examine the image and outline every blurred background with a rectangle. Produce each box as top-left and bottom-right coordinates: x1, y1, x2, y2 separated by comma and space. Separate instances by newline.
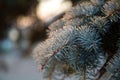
0, 0, 72, 80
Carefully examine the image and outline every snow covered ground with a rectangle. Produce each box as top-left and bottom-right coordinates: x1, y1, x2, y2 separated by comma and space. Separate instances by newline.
0, 57, 43, 80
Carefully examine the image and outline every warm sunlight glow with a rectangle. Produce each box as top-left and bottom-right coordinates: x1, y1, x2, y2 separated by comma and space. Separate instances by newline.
36, 0, 72, 22
8, 28, 19, 42
17, 16, 35, 29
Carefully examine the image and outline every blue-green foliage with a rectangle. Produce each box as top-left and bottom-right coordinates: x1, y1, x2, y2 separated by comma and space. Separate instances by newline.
106, 49, 120, 80
33, 0, 120, 80
108, 39, 120, 80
